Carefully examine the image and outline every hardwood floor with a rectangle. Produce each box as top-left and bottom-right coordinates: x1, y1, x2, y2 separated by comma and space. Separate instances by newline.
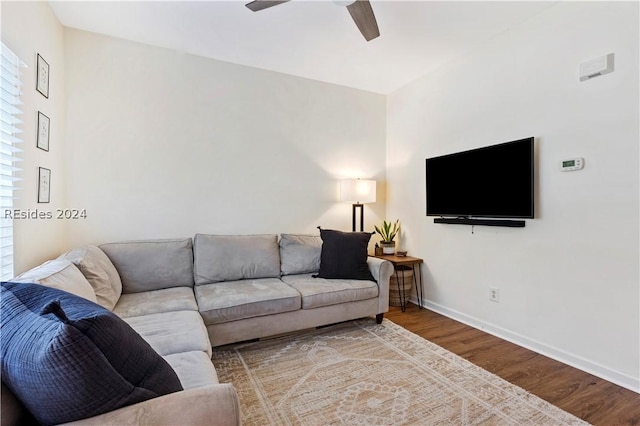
386, 303, 640, 426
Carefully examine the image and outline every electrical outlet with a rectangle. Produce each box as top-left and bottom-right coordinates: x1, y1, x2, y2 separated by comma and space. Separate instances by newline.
490, 287, 500, 303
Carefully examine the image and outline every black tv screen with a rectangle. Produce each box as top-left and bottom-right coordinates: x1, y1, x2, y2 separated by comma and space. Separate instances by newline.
426, 137, 534, 219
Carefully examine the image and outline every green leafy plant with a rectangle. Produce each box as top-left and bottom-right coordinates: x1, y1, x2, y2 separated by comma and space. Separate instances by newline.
374, 219, 400, 243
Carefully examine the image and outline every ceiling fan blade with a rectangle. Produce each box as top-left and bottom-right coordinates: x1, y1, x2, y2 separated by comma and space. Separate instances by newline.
346, 0, 380, 41
245, 0, 291, 12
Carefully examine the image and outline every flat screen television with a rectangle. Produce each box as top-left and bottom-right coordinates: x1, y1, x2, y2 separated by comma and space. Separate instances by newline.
425, 137, 534, 221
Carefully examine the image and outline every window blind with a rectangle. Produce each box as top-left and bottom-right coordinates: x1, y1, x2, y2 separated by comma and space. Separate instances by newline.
0, 43, 25, 280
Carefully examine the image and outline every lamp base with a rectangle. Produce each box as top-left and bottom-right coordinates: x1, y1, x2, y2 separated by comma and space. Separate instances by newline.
352, 203, 364, 232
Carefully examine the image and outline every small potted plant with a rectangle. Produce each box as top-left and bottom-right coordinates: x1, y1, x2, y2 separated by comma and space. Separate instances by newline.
375, 219, 400, 254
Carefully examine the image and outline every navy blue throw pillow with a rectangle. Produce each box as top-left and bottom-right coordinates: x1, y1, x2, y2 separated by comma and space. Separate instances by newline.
316, 228, 375, 281
0, 282, 183, 426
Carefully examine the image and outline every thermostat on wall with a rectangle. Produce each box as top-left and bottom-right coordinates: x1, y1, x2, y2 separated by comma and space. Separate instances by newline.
579, 53, 614, 81
560, 158, 584, 172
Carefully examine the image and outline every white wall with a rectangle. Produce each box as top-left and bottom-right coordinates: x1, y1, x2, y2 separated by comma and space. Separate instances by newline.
63, 29, 386, 246
387, 2, 639, 391
1, 2, 68, 274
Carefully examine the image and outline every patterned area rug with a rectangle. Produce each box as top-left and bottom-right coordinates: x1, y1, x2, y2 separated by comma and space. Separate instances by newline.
212, 319, 588, 425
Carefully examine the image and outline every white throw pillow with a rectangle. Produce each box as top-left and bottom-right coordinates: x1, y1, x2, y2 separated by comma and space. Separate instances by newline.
12, 259, 98, 303
61, 245, 123, 310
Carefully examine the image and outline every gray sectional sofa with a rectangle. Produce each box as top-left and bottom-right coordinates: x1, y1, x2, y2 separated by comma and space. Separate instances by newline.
1, 233, 394, 425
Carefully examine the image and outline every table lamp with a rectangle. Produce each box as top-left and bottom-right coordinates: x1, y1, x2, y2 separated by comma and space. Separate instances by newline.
340, 179, 376, 232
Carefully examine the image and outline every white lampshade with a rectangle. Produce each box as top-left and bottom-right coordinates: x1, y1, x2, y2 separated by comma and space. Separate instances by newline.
340, 179, 376, 203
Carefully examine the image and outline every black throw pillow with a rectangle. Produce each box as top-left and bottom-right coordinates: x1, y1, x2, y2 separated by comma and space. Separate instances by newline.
0, 282, 183, 426
316, 228, 375, 281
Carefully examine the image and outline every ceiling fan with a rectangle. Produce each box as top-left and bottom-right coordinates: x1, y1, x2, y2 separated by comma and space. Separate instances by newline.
245, 0, 380, 42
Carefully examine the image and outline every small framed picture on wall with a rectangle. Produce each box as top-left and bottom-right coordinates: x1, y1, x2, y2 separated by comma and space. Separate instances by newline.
36, 53, 49, 98
38, 167, 51, 203
37, 111, 50, 151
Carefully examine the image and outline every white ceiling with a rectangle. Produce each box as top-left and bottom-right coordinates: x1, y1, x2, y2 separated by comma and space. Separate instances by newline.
49, 0, 558, 94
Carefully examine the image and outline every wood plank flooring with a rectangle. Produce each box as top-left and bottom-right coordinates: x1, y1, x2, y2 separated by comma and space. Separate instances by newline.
386, 303, 640, 426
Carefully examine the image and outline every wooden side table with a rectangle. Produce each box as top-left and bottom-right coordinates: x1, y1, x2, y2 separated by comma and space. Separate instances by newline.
374, 255, 423, 312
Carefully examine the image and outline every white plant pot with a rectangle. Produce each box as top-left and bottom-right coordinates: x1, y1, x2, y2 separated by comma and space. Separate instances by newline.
380, 242, 395, 254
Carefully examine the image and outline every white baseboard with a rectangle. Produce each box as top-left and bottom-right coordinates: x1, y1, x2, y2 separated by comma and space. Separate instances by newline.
411, 298, 639, 394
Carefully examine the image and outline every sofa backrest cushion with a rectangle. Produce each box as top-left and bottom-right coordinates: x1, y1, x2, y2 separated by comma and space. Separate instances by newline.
0, 282, 183, 426
194, 234, 280, 284
279, 234, 322, 275
100, 239, 194, 293
12, 259, 98, 303
316, 229, 375, 281
61, 245, 122, 310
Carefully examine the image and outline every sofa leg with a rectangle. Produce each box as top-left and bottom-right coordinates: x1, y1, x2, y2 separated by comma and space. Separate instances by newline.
376, 313, 383, 324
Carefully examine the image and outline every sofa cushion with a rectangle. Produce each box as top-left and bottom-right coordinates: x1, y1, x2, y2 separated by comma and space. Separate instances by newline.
124, 310, 212, 358
12, 259, 97, 303
193, 234, 280, 284
61, 245, 123, 310
113, 287, 198, 318
316, 229, 374, 281
1, 382, 37, 426
279, 234, 322, 275
0, 282, 182, 426
281, 274, 379, 309
196, 278, 301, 325
164, 351, 219, 390
100, 239, 194, 293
